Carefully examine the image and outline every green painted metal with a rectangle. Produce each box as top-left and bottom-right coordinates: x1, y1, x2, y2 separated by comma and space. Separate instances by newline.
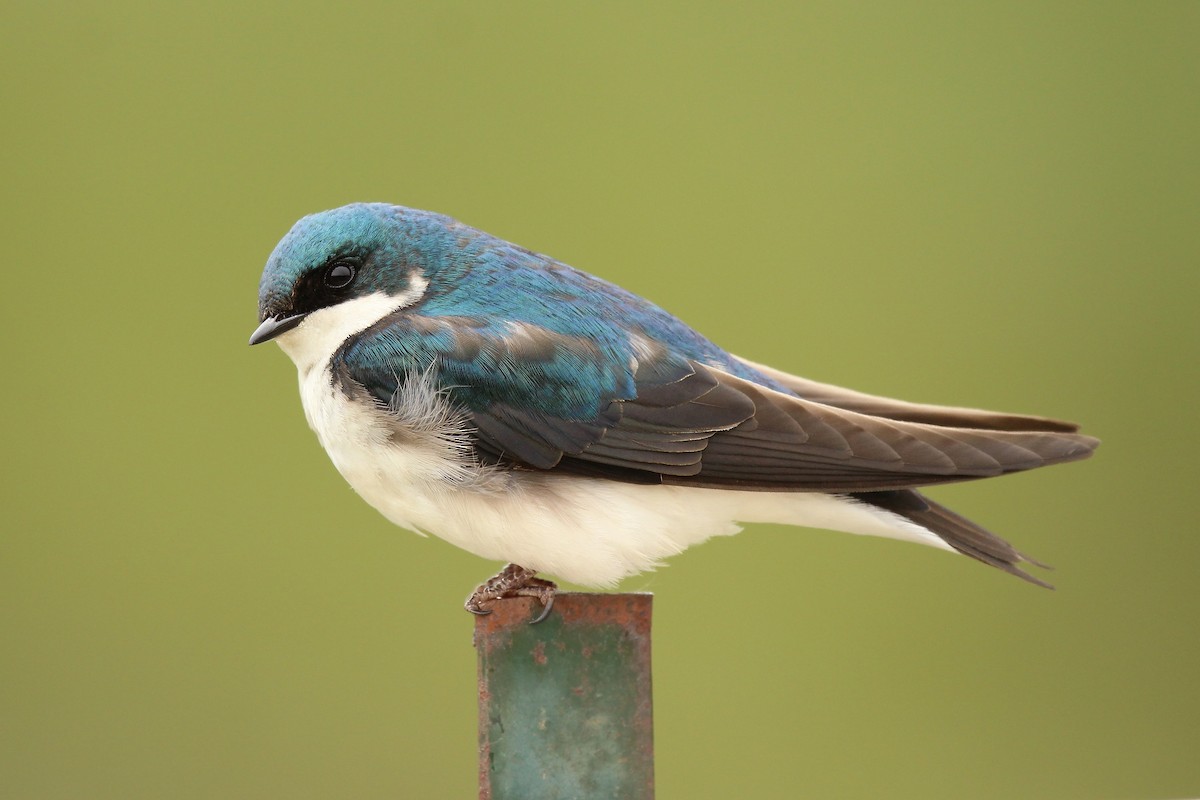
475, 593, 654, 800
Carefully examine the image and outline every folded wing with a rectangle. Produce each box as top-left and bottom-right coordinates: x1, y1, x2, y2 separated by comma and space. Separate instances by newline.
334, 314, 1098, 493
564, 363, 1098, 491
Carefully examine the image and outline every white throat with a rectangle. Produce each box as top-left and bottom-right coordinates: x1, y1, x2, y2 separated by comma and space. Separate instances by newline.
274, 278, 428, 375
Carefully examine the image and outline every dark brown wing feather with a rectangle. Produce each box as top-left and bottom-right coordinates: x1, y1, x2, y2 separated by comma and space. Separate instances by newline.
734, 355, 1082, 433
546, 364, 1099, 492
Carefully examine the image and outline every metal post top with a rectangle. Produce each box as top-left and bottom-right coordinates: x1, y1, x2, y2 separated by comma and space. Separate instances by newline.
474, 592, 652, 637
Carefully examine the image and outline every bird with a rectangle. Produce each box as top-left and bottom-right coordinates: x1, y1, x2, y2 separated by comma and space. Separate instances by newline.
250, 202, 1098, 622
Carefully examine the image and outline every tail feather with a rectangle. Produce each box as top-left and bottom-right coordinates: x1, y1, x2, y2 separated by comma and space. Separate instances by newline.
852, 489, 1054, 588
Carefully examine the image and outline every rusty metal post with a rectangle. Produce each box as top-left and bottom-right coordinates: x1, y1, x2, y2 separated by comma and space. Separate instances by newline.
475, 593, 654, 800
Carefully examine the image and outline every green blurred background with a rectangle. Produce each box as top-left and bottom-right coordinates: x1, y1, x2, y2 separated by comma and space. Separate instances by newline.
3, 2, 1197, 798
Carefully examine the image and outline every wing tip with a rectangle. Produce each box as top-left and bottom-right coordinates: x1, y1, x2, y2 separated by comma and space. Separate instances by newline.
1003, 558, 1056, 590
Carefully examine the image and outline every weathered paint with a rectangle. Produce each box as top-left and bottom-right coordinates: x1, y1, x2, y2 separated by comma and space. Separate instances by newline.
475, 593, 654, 800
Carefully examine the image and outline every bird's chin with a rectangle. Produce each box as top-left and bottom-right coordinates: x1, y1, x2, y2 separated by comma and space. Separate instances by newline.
272, 323, 310, 363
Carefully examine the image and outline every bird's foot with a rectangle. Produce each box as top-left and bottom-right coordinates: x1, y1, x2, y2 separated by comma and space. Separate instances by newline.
465, 563, 557, 624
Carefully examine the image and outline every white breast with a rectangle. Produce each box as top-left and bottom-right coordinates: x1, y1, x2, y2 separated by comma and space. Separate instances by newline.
271, 292, 952, 587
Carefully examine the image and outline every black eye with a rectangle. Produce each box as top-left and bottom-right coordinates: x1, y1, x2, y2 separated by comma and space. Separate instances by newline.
324, 261, 356, 288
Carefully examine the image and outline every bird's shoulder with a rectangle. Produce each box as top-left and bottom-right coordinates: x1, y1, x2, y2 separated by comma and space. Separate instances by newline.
332, 242, 781, 413
329, 301, 640, 422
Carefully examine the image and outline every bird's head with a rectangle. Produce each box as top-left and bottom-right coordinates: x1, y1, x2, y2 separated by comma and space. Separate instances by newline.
249, 203, 459, 346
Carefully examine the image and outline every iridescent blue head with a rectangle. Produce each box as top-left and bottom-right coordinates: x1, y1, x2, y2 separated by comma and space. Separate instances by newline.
249, 203, 460, 345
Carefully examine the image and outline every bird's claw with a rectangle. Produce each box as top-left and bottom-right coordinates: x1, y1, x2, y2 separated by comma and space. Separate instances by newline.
525, 587, 555, 624
465, 563, 557, 624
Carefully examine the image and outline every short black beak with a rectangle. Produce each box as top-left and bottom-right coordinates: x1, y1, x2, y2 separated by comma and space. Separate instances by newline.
248, 313, 308, 345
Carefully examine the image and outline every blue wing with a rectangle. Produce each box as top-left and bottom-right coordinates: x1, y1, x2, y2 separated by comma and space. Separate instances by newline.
333, 309, 756, 475
331, 239, 777, 475
332, 241, 1096, 488
332, 319, 1095, 491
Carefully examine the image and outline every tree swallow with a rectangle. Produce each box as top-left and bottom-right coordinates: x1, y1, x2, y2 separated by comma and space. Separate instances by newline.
250, 203, 1098, 621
